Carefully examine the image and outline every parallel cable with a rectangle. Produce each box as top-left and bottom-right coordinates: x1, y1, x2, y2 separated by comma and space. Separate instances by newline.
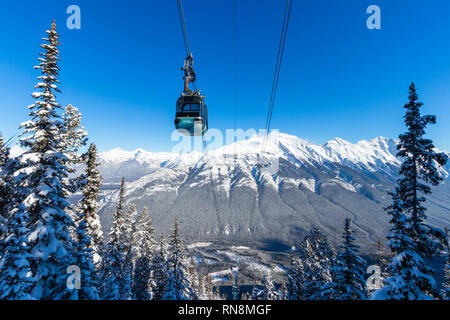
233, 0, 238, 163
261, 0, 293, 154
177, 0, 199, 91
177, 0, 191, 56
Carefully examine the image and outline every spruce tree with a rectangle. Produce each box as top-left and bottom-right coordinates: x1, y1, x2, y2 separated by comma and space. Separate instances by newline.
73, 217, 100, 300
62, 104, 88, 165
62, 104, 88, 195
374, 83, 448, 300
285, 249, 304, 300
162, 218, 195, 300
99, 177, 132, 300
251, 271, 279, 300
301, 228, 334, 300
131, 207, 156, 300
327, 218, 368, 300
122, 203, 137, 257
0, 206, 34, 299
14, 21, 77, 299
151, 234, 169, 300
77, 143, 103, 265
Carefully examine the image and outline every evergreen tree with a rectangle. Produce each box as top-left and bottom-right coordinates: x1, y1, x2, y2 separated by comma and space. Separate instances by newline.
0, 205, 34, 299
162, 218, 195, 300
77, 143, 103, 266
62, 104, 87, 165
0, 134, 22, 255
151, 234, 169, 300
374, 83, 448, 300
110, 177, 126, 245
13, 21, 78, 299
327, 218, 368, 300
301, 228, 334, 300
61, 104, 88, 196
122, 203, 137, 257
285, 249, 304, 300
99, 178, 132, 300
251, 271, 279, 300
131, 207, 156, 300
73, 216, 100, 300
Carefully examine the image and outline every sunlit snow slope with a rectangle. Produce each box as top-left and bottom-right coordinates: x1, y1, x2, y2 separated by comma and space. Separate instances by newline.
96, 133, 450, 253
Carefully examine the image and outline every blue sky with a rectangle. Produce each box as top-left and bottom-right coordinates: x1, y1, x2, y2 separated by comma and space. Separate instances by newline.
0, 0, 449, 152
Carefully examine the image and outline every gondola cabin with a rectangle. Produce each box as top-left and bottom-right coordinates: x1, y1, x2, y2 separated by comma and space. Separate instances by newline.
174, 94, 208, 136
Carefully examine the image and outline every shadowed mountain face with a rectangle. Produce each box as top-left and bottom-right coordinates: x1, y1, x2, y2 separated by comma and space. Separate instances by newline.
95, 133, 450, 253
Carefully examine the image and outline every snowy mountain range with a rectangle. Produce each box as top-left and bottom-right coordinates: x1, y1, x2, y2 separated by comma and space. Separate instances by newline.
94, 133, 450, 253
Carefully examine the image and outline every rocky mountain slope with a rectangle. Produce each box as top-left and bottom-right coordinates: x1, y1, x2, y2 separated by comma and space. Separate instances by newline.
95, 133, 450, 253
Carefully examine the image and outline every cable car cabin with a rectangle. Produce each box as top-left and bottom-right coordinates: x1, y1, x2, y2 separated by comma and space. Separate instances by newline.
174, 94, 208, 136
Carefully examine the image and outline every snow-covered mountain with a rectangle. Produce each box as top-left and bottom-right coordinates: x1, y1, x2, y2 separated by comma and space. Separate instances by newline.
95, 133, 450, 253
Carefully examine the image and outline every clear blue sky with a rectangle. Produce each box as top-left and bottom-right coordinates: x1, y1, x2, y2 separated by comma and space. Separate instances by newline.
0, 0, 449, 152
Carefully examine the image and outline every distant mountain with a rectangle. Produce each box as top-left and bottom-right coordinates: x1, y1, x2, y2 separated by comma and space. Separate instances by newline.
95, 133, 450, 253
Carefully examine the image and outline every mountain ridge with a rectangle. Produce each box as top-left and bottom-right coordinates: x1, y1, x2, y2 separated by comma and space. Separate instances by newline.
92, 132, 449, 253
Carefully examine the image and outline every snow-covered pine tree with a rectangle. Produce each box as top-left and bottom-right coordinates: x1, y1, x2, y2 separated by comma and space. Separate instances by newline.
73, 217, 100, 300
251, 271, 279, 300
285, 249, 304, 300
110, 177, 126, 245
373, 83, 448, 300
62, 104, 87, 165
327, 218, 368, 300
62, 104, 88, 196
195, 272, 217, 300
77, 143, 103, 266
0, 205, 34, 300
151, 234, 169, 300
13, 21, 78, 300
99, 177, 132, 300
162, 218, 196, 300
131, 207, 156, 300
301, 227, 334, 300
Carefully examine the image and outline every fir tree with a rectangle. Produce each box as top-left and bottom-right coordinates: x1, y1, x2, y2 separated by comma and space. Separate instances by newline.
122, 203, 137, 257
62, 104, 87, 165
151, 234, 169, 300
99, 178, 132, 300
14, 21, 78, 299
61, 104, 88, 195
301, 228, 334, 300
0, 134, 22, 253
285, 249, 304, 300
77, 143, 103, 266
0, 206, 34, 299
327, 218, 368, 300
251, 271, 279, 300
131, 207, 156, 300
73, 216, 100, 300
374, 83, 448, 300
162, 218, 195, 300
